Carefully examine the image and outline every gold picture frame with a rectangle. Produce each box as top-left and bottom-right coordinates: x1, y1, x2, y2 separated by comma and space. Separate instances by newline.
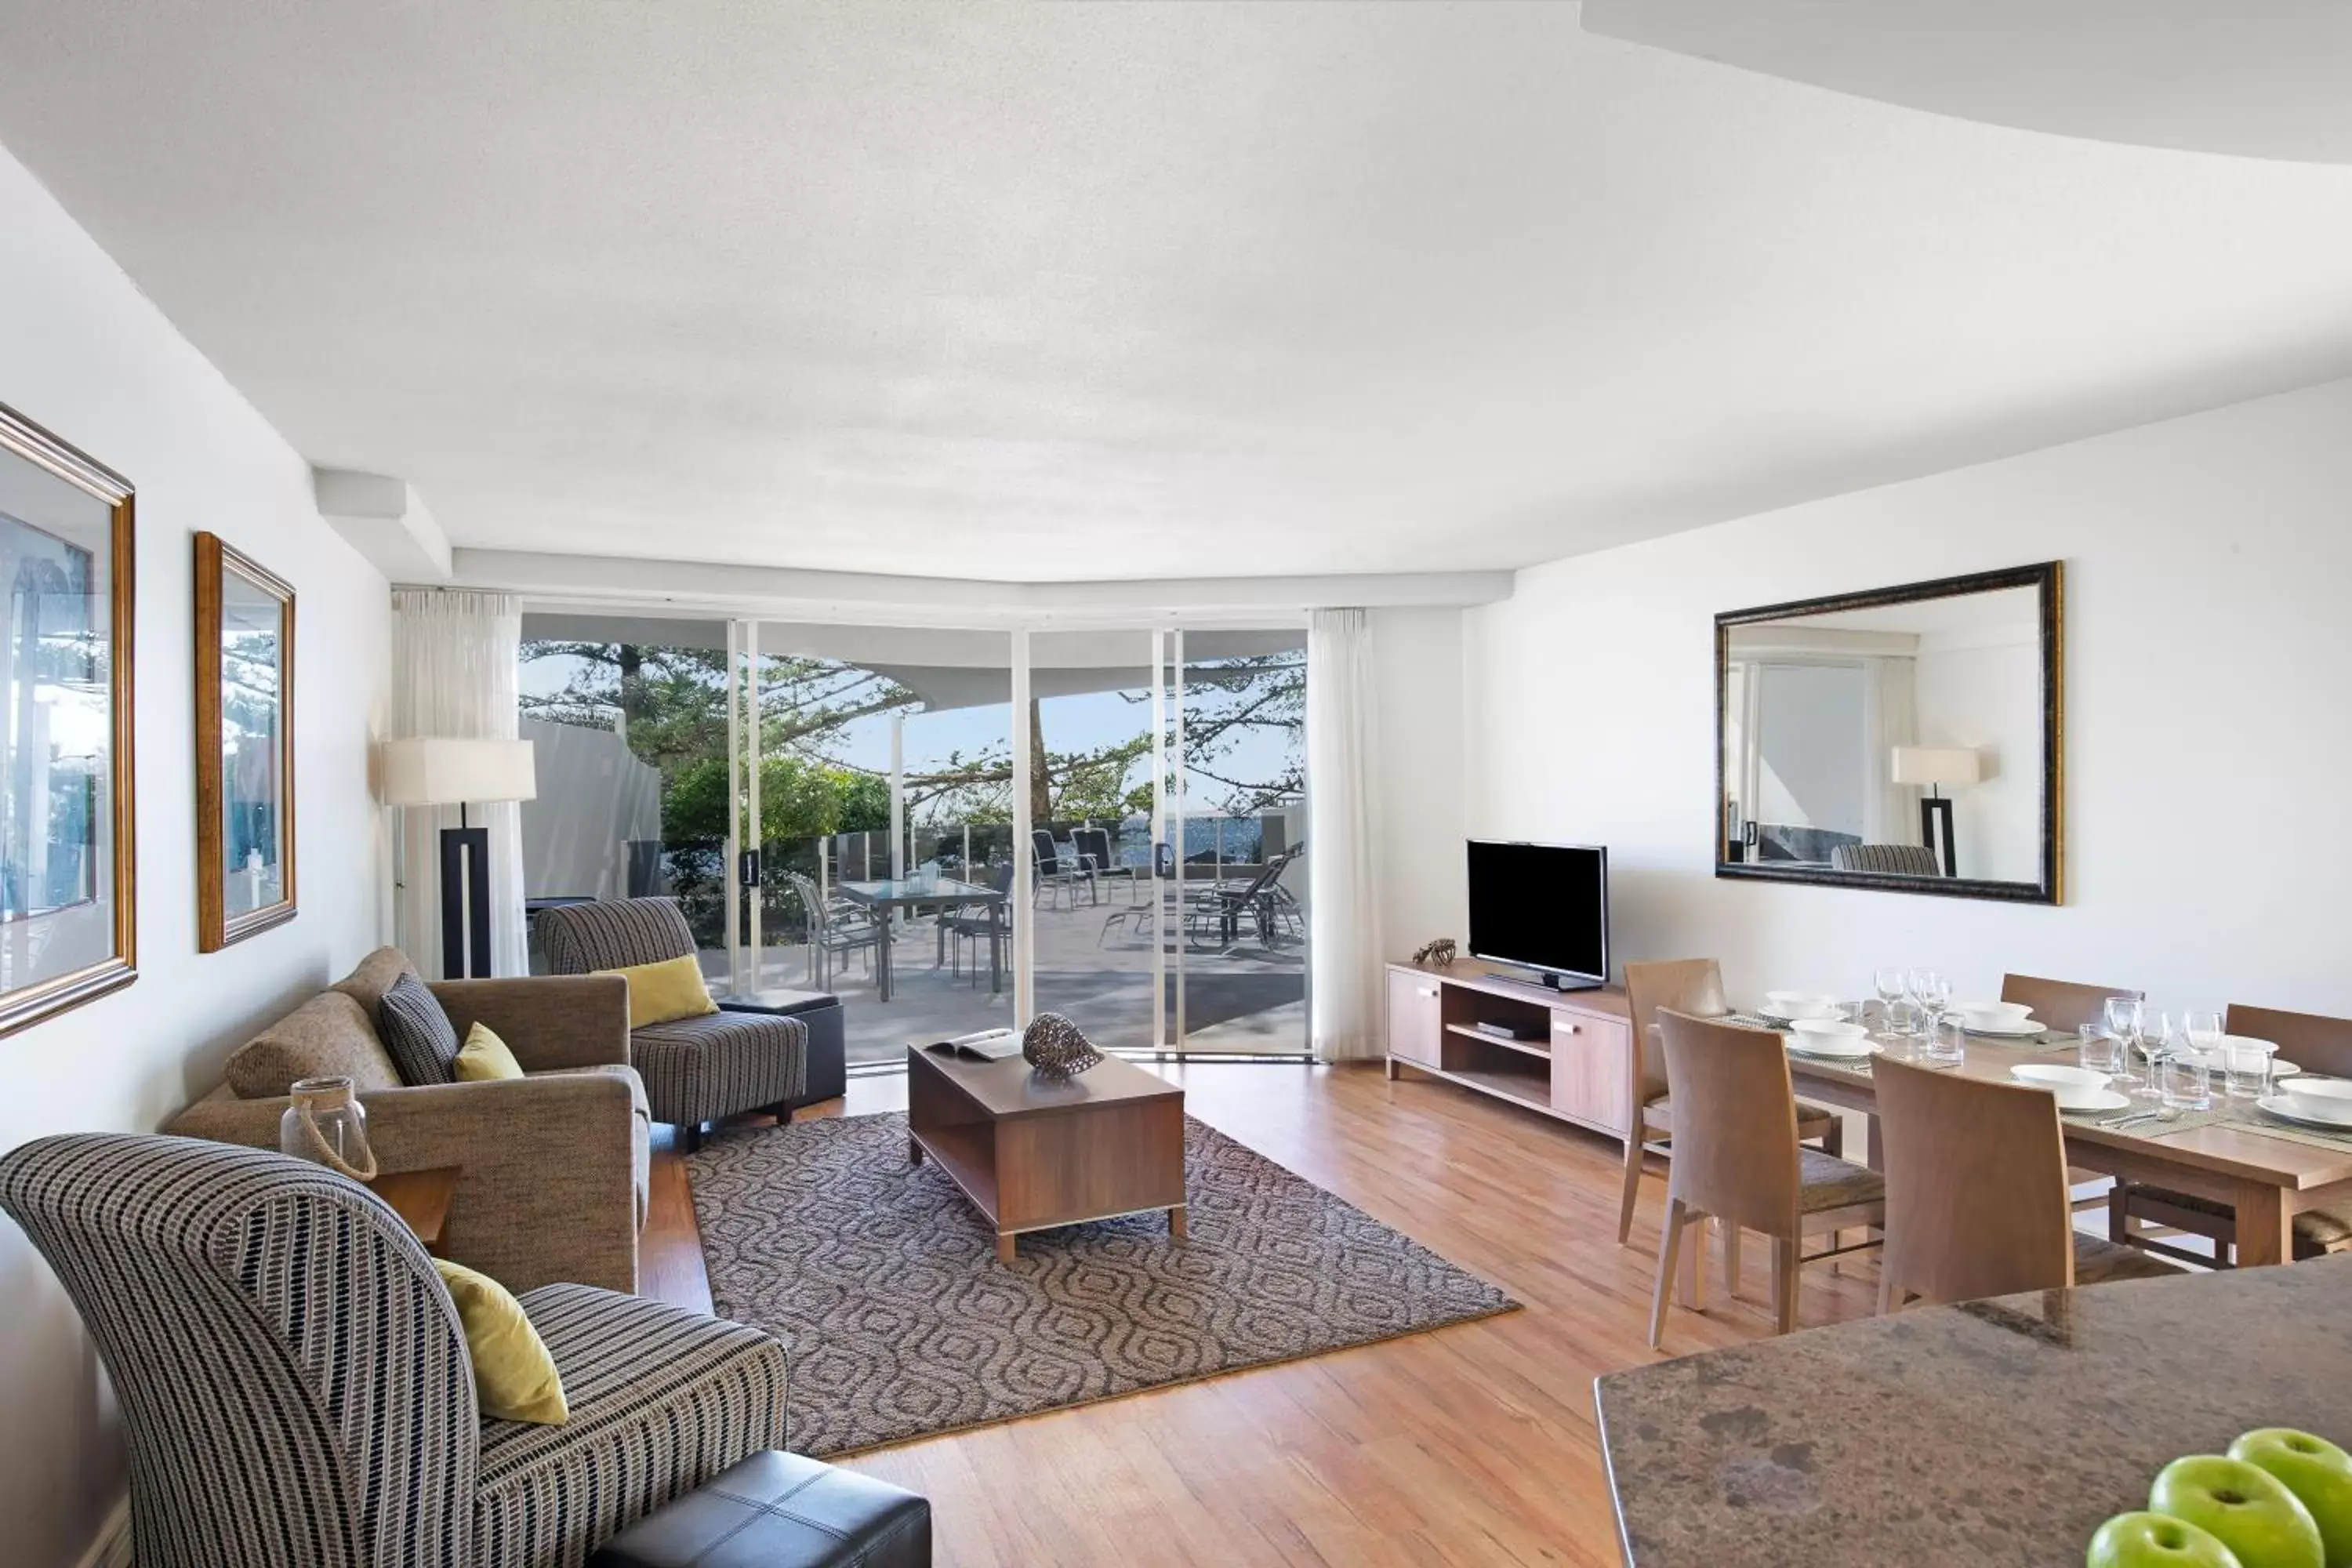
195, 532, 296, 950
0, 400, 137, 1033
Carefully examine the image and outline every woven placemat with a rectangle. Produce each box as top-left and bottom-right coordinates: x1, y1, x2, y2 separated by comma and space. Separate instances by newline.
2063, 1095, 2352, 1154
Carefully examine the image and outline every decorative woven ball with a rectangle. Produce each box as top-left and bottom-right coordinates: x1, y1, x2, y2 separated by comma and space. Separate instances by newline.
1022, 1012, 1103, 1078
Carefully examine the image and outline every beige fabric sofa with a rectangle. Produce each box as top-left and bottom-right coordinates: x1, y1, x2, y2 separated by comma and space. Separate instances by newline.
169, 947, 649, 1294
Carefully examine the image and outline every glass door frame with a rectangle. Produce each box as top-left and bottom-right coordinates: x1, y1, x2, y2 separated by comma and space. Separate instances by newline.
713, 614, 1310, 1061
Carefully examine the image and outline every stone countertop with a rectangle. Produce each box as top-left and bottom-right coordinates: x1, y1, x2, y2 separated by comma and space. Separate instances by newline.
1595, 1255, 2352, 1566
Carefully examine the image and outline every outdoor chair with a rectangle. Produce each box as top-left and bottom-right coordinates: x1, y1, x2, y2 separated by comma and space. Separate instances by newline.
1031, 828, 1097, 911
786, 871, 887, 990
942, 863, 1014, 986
1072, 826, 1142, 905
1180, 849, 1296, 949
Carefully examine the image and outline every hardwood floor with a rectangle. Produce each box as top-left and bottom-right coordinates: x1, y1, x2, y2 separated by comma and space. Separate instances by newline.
643, 1060, 1887, 1566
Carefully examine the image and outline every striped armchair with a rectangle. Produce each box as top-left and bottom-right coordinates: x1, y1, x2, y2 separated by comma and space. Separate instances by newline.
535, 898, 812, 1151
0, 1134, 789, 1568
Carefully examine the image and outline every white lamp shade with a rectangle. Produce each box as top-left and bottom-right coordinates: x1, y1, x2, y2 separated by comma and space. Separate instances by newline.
380, 737, 538, 807
1889, 746, 1982, 789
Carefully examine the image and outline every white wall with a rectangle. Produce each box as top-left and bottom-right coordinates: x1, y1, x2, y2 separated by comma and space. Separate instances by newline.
0, 143, 391, 1568
1369, 606, 1466, 958
1463, 376, 2352, 1018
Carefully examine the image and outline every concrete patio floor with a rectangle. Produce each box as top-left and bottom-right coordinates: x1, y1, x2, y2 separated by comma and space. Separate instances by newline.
701, 886, 1308, 1065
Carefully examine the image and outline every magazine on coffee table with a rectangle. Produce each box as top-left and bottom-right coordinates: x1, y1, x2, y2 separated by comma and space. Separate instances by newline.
924, 1028, 1022, 1062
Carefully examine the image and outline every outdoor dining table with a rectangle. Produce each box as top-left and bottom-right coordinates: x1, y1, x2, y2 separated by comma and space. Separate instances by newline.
837, 876, 1007, 1001
1772, 1023, 2352, 1267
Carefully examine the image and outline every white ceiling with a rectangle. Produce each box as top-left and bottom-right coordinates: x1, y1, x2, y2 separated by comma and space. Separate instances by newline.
1584, 2, 2352, 165
6, 2, 2352, 583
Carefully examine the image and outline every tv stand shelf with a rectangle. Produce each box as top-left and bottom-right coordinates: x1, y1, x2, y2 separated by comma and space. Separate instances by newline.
1387, 959, 1632, 1138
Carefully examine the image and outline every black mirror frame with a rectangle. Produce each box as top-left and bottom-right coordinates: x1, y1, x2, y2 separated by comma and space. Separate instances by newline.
1714, 560, 2063, 905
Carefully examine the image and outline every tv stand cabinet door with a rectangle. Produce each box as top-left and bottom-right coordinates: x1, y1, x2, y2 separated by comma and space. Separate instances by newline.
1387, 969, 1443, 1066
1550, 1009, 1631, 1134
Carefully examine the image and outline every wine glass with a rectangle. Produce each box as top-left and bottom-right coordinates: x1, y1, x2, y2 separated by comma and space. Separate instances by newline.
1906, 967, 1950, 1022
2184, 1010, 2225, 1074
2129, 1009, 2173, 1103
1875, 967, 1908, 1010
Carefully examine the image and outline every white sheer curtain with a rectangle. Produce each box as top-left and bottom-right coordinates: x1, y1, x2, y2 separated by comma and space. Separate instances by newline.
1306, 608, 1383, 1062
392, 589, 529, 976
1862, 655, 1922, 846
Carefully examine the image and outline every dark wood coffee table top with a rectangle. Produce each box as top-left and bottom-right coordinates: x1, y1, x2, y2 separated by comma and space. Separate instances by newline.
906, 1046, 1181, 1120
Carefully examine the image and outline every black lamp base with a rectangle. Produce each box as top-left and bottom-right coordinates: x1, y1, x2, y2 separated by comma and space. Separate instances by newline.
438, 819, 492, 979
1918, 793, 1958, 879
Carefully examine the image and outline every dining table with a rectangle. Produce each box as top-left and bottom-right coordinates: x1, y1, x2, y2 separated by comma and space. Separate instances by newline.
1596, 1252, 2352, 1566
837, 875, 1007, 1000
1767, 1018, 2352, 1268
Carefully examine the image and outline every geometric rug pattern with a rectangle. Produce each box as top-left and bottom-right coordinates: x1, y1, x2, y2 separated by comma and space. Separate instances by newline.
687, 1111, 1516, 1456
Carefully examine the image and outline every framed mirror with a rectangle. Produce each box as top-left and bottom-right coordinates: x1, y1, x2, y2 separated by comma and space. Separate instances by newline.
0, 401, 137, 1033
1715, 561, 2062, 904
195, 532, 295, 949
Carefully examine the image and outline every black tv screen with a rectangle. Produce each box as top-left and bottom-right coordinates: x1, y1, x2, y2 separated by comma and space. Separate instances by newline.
1465, 840, 1610, 982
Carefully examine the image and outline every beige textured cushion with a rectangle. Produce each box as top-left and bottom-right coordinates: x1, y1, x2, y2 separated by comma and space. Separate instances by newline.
330, 946, 417, 1021
224, 992, 402, 1099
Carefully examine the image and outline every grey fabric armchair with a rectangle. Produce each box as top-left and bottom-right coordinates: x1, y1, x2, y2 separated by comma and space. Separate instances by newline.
535, 897, 833, 1150
0, 1133, 789, 1568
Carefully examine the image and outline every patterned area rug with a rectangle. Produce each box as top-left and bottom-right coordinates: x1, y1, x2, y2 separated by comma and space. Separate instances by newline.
687, 1112, 1515, 1456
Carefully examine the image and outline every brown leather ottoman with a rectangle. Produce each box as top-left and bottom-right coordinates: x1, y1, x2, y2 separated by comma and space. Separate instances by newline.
591, 1451, 931, 1567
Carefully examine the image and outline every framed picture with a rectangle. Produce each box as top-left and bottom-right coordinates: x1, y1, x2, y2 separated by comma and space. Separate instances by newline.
195, 532, 294, 950
0, 401, 136, 1033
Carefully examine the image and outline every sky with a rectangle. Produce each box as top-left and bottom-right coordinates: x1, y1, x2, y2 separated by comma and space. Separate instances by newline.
521, 645, 1301, 818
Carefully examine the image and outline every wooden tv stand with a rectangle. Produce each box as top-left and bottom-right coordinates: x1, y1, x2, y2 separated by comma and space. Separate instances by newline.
1385, 959, 1632, 1138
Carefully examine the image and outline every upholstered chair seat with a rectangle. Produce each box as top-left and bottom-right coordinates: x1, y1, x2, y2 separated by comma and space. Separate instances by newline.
536, 898, 815, 1149
0, 1134, 788, 1568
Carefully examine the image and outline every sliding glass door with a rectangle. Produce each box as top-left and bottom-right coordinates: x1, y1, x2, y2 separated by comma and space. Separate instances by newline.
524, 611, 1308, 1062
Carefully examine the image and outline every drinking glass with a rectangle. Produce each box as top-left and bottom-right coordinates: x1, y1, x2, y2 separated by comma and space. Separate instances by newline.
2224, 1037, 2278, 1101
2103, 995, 2143, 1044
2154, 1044, 2211, 1114
2078, 1024, 2125, 1077
1918, 1013, 1967, 1068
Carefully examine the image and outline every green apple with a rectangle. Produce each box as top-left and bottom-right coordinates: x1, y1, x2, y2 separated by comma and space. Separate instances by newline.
2151, 1454, 2325, 1568
2230, 1430, 2352, 1568
2089, 1510, 2245, 1567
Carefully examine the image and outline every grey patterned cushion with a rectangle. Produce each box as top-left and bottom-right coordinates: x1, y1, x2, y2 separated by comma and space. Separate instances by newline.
2072, 1234, 2189, 1285
379, 968, 461, 1087
538, 898, 697, 975
477, 1283, 789, 1567
631, 1011, 808, 1127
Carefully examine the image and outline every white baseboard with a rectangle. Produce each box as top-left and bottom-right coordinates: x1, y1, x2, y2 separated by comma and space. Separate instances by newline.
73, 1497, 131, 1568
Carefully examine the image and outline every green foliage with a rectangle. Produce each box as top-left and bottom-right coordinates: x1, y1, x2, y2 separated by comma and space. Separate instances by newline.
662, 753, 895, 845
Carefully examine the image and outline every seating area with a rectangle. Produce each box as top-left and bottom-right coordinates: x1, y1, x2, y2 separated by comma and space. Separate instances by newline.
8, 9, 2352, 1568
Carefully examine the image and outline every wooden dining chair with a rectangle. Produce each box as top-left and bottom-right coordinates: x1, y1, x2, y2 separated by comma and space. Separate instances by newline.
1872, 1055, 2183, 1311
1617, 960, 1843, 1247
1999, 974, 2142, 1035
2112, 1003, 2352, 1268
1647, 1011, 1884, 1348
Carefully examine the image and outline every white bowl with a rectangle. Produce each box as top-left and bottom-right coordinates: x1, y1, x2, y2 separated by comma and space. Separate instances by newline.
2273, 1088, 2352, 1127
2012, 1063, 2117, 1110
1763, 991, 1841, 1021
1955, 1000, 2034, 1029
2281, 1076, 2352, 1105
1791, 1018, 1868, 1039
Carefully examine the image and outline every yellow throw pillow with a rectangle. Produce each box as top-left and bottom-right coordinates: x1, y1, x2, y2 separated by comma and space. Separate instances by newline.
452, 1021, 525, 1082
433, 1258, 568, 1425
597, 953, 720, 1029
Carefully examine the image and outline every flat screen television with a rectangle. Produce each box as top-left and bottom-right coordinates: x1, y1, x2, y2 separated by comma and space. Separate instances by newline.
1465, 840, 1609, 991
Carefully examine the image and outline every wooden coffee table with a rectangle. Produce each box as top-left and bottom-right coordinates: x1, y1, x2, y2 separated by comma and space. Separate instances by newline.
905, 1045, 1187, 1262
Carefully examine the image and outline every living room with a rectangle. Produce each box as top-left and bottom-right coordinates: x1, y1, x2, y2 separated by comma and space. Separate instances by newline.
5, 7, 2352, 1568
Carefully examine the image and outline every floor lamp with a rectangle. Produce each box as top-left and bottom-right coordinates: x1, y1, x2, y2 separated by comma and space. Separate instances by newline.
382, 737, 538, 978
1889, 746, 1981, 879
